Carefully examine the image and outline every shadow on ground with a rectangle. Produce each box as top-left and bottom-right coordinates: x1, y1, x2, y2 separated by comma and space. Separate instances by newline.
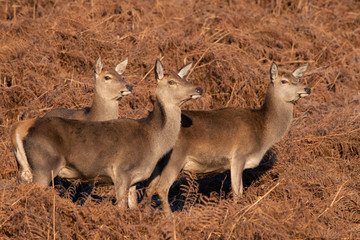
53, 150, 277, 212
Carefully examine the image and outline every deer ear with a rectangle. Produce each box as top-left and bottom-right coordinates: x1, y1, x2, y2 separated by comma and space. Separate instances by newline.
177, 62, 193, 79
270, 62, 278, 82
115, 58, 128, 75
155, 59, 164, 81
292, 64, 308, 78
95, 56, 103, 75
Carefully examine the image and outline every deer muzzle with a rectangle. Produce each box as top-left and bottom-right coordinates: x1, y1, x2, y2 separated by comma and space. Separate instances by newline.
299, 87, 311, 98
121, 84, 133, 96
191, 87, 203, 99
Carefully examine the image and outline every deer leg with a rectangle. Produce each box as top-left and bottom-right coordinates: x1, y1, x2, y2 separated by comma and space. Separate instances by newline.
115, 184, 129, 209
128, 185, 138, 209
113, 172, 130, 209
32, 170, 53, 187
144, 150, 172, 202
32, 162, 64, 188
154, 149, 187, 213
30, 155, 63, 187
13, 148, 33, 183
145, 164, 164, 203
230, 154, 246, 201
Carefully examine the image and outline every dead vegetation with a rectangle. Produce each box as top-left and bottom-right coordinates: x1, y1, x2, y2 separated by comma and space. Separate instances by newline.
0, 0, 359, 239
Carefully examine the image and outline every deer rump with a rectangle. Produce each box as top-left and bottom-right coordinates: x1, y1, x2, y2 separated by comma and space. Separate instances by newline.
24, 117, 149, 186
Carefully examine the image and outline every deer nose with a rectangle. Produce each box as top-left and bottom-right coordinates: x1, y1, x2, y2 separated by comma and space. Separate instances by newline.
305, 87, 311, 94
126, 84, 133, 92
195, 87, 203, 95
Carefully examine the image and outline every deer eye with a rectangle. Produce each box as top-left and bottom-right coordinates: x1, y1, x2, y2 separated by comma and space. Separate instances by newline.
168, 80, 176, 85
104, 76, 111, 80
281, 80, 288, 84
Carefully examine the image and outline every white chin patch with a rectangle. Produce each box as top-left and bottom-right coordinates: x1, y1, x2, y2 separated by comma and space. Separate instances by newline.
299, 93, 309, 98
121, 91, 131, 96
191, 94, 201, 99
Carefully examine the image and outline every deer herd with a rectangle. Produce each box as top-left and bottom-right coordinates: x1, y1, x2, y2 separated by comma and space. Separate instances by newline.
10, 57, 311, 213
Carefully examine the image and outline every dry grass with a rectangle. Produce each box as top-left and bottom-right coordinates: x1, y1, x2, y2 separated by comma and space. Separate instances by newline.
1, 0, 359, 239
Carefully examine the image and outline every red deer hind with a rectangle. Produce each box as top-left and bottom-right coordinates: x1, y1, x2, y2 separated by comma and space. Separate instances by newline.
10, 56, 132, 184
143, 62, 311, 212
16, 59, 202, 207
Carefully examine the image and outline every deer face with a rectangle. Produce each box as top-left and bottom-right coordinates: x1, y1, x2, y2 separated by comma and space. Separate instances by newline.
94, 57, 133, 101
154, 60, 203, 106
270, 62, 311, 104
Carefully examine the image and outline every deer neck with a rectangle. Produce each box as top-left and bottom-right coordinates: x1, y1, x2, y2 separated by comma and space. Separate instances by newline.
261, 84, 294, 149
87, 93, 119, 121
148, 95, 182, 159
